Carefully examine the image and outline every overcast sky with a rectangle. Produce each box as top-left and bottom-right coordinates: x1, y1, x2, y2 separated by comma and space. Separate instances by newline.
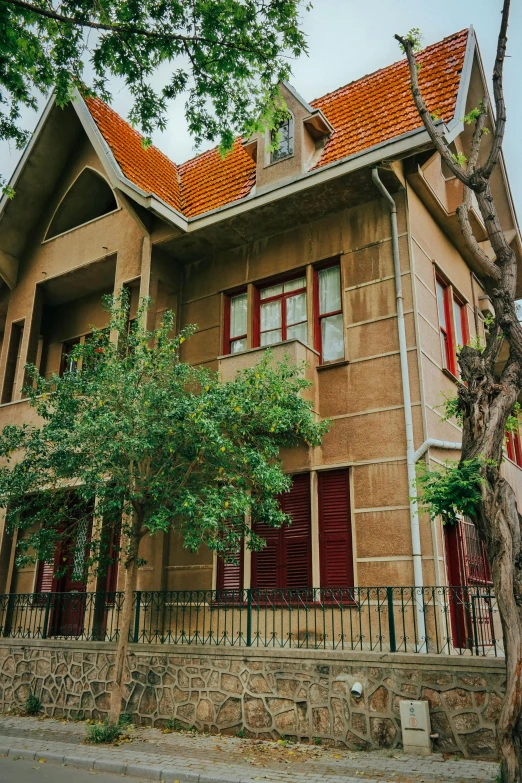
1, 0, 520, 219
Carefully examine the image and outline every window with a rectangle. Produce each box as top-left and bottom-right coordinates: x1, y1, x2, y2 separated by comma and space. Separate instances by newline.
1, 320, 24, 404
60, 337, 81, 376
318, 469, 353, 587
271, 116, 294, 162
436, 276, 468, 377
256, 277, 307, 348
225, 292, 248, 355
251, 473, 311, 589
505, 428, 522, 468
315, 264, 344, 362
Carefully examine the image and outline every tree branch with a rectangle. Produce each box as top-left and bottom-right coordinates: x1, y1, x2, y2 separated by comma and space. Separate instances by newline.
394, 33, 470, 186
0, 0, 269, 58
456, 105, 502, 282
478, 0, 510, 179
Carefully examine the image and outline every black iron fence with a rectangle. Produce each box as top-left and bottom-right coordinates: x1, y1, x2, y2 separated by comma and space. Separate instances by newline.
0, 586, 503, 657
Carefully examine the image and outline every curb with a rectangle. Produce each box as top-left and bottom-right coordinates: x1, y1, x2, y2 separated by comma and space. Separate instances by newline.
0, 738, 373, 783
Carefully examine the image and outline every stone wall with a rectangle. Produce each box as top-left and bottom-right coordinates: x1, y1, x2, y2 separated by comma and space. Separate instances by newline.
0, 640, 505, 759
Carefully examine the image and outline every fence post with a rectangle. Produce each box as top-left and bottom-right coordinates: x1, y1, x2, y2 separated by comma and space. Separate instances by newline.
42, 593, 52, 640
246, 589, 252, 647
387, 587, 396, 653
133, 591, 141, 643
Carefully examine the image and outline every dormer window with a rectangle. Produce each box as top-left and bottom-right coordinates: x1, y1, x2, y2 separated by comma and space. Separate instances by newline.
271, 115, 294, 162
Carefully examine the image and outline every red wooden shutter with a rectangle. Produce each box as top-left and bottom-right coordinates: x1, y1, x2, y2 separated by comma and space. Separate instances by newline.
36, 561, 54, 592
216, 544, 244, 591
318, 469, 354, 587
251, 473, 311, 589
251, 523, 279, 589
280, 473, 311, 589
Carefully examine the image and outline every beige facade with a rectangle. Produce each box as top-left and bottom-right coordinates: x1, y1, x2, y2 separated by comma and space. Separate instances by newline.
0, 40, 521, 606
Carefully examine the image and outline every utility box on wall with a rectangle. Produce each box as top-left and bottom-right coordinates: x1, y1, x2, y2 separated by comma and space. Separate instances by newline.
399, 700, 432, 755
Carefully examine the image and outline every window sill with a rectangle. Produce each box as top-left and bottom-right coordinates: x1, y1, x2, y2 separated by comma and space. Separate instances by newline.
317, 359, 349, 371
442, 367, 462, 385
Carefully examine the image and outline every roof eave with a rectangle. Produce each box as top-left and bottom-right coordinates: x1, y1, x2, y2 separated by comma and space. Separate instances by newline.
0, 92, 56, 224
185, 124, 436, 230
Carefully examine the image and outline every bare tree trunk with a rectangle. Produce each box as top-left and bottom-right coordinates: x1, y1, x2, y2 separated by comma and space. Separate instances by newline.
108, 512, 141, 725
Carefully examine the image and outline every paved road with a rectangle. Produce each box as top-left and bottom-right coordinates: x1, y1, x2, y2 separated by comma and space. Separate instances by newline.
0, 756, 127, 782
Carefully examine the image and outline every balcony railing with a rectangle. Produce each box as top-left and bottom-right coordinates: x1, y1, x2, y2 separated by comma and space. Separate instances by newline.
0, 586, 503, 657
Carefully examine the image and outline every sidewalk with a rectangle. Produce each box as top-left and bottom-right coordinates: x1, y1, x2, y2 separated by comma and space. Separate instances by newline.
0, 715, 498, 783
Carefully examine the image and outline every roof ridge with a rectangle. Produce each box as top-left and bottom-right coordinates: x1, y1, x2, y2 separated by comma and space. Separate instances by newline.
310, 27, 469, 107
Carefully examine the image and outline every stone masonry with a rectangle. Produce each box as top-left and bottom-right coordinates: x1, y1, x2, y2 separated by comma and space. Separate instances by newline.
0, 640, 505, 759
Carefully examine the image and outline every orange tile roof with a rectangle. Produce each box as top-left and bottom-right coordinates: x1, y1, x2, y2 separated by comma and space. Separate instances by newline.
85, 29, 468, 220
179, 139, 255, 218
311, 28, 468, 168
85, 96, 182, 212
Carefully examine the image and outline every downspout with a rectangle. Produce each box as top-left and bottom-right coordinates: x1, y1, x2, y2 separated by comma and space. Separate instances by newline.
371, 167, 427, 648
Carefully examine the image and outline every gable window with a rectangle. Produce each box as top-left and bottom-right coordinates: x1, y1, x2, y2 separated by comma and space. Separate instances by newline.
436, 275, 468, 377
271, 116, 294, 163
224, 292, 248, 354
315, 263, 344, 362
256, 277, 307, 348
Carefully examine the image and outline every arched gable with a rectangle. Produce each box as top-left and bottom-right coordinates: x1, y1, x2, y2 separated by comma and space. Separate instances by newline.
45, 167, 118, 240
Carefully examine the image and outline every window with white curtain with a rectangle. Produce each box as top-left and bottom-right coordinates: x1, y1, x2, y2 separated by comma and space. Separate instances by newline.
317, 265, 344, 362
228, 292, 247, 354
258, 277, 307, 347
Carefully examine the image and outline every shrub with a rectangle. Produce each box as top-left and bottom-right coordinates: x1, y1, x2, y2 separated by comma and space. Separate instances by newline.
86, 720, 122, 744
118, 712, 133, 728
165, 717, 184, 731
24, 693, 42, 716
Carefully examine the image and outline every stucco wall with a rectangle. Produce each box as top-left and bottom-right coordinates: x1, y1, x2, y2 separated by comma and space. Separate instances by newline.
0, 640, 504, 759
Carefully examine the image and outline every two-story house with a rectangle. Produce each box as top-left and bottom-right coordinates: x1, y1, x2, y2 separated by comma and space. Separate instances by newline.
0, 28, 521, 650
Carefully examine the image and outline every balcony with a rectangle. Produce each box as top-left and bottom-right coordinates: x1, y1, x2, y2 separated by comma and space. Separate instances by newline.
218, 339, 320, 412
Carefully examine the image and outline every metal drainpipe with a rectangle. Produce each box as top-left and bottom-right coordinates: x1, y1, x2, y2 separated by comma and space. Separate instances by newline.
371, 167, 427, 649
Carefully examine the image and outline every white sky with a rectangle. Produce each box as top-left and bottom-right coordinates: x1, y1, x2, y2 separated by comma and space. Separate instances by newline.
1, 0, 520, 219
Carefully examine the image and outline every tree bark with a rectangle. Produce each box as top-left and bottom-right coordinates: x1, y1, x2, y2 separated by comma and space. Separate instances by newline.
108, 511, 142, 726
396, 4, 522, 779
459, 354, 522, 781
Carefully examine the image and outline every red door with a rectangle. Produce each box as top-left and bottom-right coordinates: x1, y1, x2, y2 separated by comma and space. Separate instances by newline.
445, 519, 494, 651
52, 516, 92, 637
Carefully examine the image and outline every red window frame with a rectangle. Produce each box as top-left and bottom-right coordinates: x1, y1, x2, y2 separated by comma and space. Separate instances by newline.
253, 275, 307, 348
505, 428, 522, 467
223, 290, 247, 355
436, 275, 468, 377
313, 260, 344, 363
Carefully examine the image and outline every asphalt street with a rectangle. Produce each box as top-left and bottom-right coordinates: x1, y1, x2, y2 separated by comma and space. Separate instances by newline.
0, 757, 129, 782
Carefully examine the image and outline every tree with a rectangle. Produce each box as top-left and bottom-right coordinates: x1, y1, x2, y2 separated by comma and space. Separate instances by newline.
0, 0, 309, 192
396, 4, 522, 780
0, 293, 327, 724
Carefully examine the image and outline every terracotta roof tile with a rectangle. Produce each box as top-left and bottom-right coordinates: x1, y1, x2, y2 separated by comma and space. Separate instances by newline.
179, 139, 256, 218
311, 28, 468, 168
84, 29, 468, 220
85, 96, 182, 212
